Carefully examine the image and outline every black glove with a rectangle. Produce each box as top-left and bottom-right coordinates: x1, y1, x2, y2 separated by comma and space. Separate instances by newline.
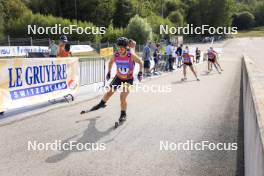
137, 71, 143, 81
106, 72, 111, 81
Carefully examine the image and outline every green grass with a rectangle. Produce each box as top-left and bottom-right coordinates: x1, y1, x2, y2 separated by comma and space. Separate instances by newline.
234, 26, 264, 38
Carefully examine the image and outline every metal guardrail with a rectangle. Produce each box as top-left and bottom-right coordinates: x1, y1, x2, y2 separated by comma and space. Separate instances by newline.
79, 57, 106, 86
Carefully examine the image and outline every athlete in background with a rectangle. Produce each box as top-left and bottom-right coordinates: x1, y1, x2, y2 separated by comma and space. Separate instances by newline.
181, 50, 200, 81
153, 43, 161, 74
176, 44, 183, 68
207, 47, 223, 74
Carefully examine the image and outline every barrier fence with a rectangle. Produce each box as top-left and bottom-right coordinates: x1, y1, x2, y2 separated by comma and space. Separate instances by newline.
79, 57, 106, 86
0, 53, 212, 114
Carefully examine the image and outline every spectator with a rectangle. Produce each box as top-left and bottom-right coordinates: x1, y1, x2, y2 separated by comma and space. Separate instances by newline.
64, 43, 73, 57
195, 47, 201, 63
153, 43, 161, 74
166, 41, 173, 71
176, 44, 183, 68
48, 40, 57, 57
57, 35, 71, 57
128, 39, 136, 54
172, 43, 177, 67
142, 42, 152, 76
185, 46, 189, 53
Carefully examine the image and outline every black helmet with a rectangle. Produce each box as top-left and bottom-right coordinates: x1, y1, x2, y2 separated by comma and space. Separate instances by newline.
116, 37, 128, 47
60, 35, 68, 42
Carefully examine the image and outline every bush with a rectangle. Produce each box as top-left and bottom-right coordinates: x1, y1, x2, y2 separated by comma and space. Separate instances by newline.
232, 11, 255, 30
101, 23, 127, 43
127, 15, 152, 44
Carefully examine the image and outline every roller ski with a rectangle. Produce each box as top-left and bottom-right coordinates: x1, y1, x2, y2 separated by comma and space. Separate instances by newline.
153, 71, 161, 76
114, 112, 127, 128
80, 101, 106, 114
181, 77, 199, 81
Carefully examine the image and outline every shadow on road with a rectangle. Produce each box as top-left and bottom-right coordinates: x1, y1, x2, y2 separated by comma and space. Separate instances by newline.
45, 116, 114, 163
0, 98, 68, 121
200, 71, 220, 76
171, 80, 199, 85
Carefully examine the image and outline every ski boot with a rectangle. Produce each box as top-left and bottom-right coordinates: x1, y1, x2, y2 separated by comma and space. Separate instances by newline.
80, 101, 106, 114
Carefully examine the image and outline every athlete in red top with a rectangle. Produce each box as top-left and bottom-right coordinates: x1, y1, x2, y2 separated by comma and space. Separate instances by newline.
207, 47, 223, 74
181, 50, 200, 81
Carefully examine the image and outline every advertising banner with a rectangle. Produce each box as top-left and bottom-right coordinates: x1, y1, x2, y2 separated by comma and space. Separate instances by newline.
0, 57, 80, 112
100, 47, 113, 57
0, 46, 49, 57
0, 45, 94, 57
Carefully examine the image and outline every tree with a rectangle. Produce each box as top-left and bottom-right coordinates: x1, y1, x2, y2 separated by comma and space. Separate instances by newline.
232, 11, 255, 30
127, 15, 152, 44
22, 0, 57, 16
187, 0, 212, 26
187, 0, 235, 33
23, 0, 115, 26
78, 0, 115, 26
254, 2, 264, 26
0, 0, 5, 39
113, 0, 134, 28
168, 11, 184, 26
209, 0, 235, 27
163, 0, 183, 17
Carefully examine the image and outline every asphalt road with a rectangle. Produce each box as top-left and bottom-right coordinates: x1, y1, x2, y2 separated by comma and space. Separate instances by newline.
225, 37, 264, 69
1, 37, 262, 176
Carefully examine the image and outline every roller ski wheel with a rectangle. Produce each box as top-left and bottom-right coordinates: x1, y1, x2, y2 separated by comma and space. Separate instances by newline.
64, 94, 74, 103
80, 110, 90, 114
114, 122, 119, 128
114, 116, 127, 129
207, 69, 212, 74
153, 72, 160, 76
